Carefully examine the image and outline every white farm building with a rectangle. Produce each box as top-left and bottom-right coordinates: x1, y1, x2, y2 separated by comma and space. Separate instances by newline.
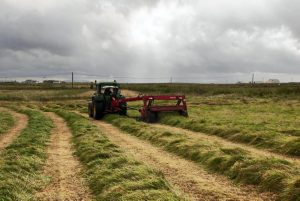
266, 79, 280, 84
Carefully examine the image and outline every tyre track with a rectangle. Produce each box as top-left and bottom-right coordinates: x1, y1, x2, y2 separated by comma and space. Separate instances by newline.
36, 112, 92, 201
0, 108, 28, 150
90, 119, 276, 201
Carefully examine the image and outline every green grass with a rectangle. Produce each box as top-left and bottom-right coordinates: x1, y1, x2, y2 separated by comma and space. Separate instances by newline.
0, 89, 90, 101
0, 82, 90, 90
120, 94, 300, 157
0, 111, 15, 135
43, 94, 300, 157
123, 83, 300, 98
54, 110, 181, 201
0, 109, 53, 200
43, 102, 87, 113
156, 96, 300, 157
103, 114, 300, 201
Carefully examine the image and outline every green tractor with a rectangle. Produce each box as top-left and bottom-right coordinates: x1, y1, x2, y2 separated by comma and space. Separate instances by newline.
88, 81, 127, 119
88, 81, 188, 122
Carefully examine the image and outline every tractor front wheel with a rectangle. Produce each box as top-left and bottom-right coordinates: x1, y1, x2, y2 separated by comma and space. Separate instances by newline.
93, 101, 105, 120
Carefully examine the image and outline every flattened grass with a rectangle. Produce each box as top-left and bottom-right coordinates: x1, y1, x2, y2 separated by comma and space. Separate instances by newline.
0, 89, 89, 101
0, 111, 14, 135
55, 110, 181, 201
0, 109, 53, 200
158, 97, 300, 157
104, 115, 300, 201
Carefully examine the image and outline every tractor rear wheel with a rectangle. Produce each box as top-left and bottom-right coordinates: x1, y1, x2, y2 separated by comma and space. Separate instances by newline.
93, 101, 105, 120
145, 111, 158, 123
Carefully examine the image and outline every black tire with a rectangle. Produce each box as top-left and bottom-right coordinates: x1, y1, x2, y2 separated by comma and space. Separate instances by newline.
88, 102, 93, 117
119, 102, 127, 115
179, 110, 188, 117
93, 101, 105, 120
145, 111, 158, 123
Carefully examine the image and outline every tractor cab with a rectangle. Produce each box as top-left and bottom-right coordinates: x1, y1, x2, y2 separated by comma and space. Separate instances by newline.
96, 82, 121, 96
89, 81, 127, 119
102, 86, 118, 96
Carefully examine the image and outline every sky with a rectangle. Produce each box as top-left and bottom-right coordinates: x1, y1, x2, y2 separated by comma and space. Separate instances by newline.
0, 0, 300, 83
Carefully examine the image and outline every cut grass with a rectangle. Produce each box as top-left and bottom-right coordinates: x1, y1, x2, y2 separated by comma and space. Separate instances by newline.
157, 97, 300, 157
121, 95, 300, 157
0, 89, 89, 101
42, 96, 300, 157
0, 111, 15, 135
104, 114, 300, 201
123, 83, 300, 98
54, 110, 182, 201
0, 109, 53, 200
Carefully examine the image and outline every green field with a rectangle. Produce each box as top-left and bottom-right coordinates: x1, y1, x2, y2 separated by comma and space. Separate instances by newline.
0, 111, 14, 135
0, 82, 299, 200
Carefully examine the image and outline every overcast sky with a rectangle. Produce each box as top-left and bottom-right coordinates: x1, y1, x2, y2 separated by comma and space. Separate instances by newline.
0, 0, 300, 83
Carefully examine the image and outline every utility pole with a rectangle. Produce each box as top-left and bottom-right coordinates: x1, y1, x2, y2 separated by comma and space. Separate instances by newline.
72, 72, 74, 88
252, 73, 255, 85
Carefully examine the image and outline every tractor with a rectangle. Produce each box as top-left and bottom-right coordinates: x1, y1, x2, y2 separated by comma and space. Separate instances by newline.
88, 81, 188, 123
88, 81, 127, 119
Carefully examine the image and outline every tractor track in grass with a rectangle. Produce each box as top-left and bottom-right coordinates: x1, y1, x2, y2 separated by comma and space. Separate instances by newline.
90, 118, 275, 201
0, 107, 28, 150
151, 123, 300, 164
36, 112, 92, 201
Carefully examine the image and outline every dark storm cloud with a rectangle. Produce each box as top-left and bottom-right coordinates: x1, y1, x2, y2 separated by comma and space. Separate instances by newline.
0, 0, 300, 82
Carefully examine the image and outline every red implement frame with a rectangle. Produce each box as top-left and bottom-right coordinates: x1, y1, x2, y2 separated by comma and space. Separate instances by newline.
119, 95, 188, 122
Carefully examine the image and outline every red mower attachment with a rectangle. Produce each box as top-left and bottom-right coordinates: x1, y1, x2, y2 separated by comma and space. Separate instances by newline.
120, 95, 188, 123
88, 81, 188, 123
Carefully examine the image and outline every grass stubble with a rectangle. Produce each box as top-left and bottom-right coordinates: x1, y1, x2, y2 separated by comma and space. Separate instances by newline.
103, 114, 300, 201
0, 111, 15, 135
0, 109, 53, 200
54, 109, 182, 201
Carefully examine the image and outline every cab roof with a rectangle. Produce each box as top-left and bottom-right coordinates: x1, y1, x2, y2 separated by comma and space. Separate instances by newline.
96, 82, 120, 88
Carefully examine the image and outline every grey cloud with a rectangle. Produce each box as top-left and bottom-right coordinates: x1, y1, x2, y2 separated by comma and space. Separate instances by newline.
0, 0, 300, 82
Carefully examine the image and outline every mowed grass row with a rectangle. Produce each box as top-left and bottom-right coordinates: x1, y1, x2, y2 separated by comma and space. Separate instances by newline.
42, 97, 300, 157
54, 110, 181, 201
124, 95, 300, 157
0, 89, 89, 101
104, 115, 300, 201
0, 111, 15, 135
0, 109, 53, 200
158, 96, 300, 157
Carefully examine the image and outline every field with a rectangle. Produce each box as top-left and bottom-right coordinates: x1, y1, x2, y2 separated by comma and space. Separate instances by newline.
0, 83, 299, 201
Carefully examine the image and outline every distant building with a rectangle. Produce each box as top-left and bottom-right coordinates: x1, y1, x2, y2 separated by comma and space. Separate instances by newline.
24, 79, 38, 84
43, 80, 60, 84
266, 79, 280, 84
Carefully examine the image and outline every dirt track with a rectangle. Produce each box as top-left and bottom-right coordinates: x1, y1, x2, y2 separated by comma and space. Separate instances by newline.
36, 112, 91, 201
0, 108, 28, 150
91, 119, 276, 201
